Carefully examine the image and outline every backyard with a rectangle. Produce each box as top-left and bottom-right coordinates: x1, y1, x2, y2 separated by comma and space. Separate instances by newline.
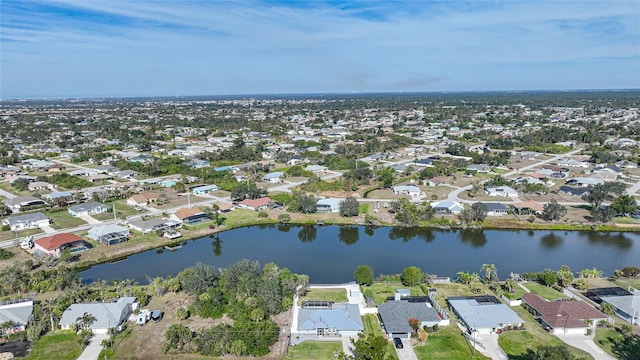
521, 282, 567, 300
298, 288, 348, 305
284, 341, 342, 360
362, 281, 426, 304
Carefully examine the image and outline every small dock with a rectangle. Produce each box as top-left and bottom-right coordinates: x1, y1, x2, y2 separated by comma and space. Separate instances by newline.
164, 244, 182, 251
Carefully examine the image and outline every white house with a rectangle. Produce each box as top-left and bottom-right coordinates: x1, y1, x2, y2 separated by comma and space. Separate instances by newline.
485, 186, 519, 197
59, 297, 137, 334
2, 213, 50, 231
430, 200, 464, 215
392, 185, 422, 199
262, 171, 284, 183
316, 198, 342, 213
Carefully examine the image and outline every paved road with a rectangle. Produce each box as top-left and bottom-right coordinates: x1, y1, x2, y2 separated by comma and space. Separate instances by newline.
448, 148, 584, 204
0, 186, 16, 199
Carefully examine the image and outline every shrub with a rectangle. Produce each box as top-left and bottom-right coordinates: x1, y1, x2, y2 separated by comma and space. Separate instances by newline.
257, 211, 268, 218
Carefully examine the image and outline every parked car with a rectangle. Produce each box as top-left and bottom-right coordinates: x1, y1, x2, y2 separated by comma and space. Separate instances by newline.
151, 310, 163, 322
393, 337, 403, 349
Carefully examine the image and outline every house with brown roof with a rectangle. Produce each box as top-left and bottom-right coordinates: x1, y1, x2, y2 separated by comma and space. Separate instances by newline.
512, 201, 544, 215
34, 233, 88, 256
126, 192, 159, 207
170, 207, 210, 225
521, 293, 610, 335
237, 197, 272, 211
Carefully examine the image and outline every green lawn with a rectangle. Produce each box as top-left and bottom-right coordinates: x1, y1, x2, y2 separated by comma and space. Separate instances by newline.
614, 277, 640, 290
359, 203, 369, 214
365, 282, 425, 304
521, 282, 567, 300
361, 314, 399, 360
0, 228, 42, 241
24, 331, 83, 360
503, 287, 526, 300
594, 327, 619, 358
299, 288, 348, 305
429, 283, 491, 310
46, 210, 87, 229
498, 306, 593, 360
414, 325, 490, 360
219, 208, 275, 228
91, 201, 142, 221
285, 341, 342, 360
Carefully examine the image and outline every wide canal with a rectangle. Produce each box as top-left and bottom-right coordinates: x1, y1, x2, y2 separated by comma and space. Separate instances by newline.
80, 225, 640, 284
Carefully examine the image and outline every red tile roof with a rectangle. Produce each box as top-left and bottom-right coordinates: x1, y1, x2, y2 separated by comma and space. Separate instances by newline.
34, 233, 84, 251
522, 293, 607, 329
238, 197, 271, 208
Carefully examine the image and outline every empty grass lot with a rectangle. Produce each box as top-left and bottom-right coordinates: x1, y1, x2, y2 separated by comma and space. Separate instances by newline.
298, 288, 348, 305
414, 325, 490, 360
521, 282, 567, 300
285, 341, 342, 360
24, 331, 82, 360
364, 282, 426, 304
46, 210, 86, 229
498, 306, 593, 360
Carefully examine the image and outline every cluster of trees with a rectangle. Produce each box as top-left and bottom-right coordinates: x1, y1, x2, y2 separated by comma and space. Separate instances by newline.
583, 182, 630, 222
390, 198, 434, 226
164, 260, 309, 357
230, 183, 268, 201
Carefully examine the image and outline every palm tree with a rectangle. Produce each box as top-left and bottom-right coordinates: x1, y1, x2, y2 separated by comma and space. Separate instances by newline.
504, 278, 518, 293
481, 264, 498, 283
76, 312, 97, 331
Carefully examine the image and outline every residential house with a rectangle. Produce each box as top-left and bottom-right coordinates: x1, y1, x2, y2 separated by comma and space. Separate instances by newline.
2, 213, 50, 231
447, 296, 524, 334
467, 164, 491, 173
192, 184, 219, 195
263, 171, 284, 183
128, 218, 180, 234
295, 303, 363, 340
87, 224, 130, 246
482, 203, 510, 216
558, 186, 591, 197
413, 158, 434, 167
43, 191, 74, 202
171, 207, 210, 225
237, 197, 272, 211
288, 155, 308, 165
96, 165, 120, 174
59, 297, 137, 334
377, 299, 443, 339
557, 159, 589, 168
485, 186, 519, 197
430, 200, 464, 215
4, 196, 46, 212
0, 299, 34, 335
392, 185, 422, 199
306, 165, 328, 173
600, 294, 639, 326
126, 192, 159, 207
34, 233, 88, 256
27, 181, 56, 192
566, 177, 604, 187
69, 168, 99, 177
68, 201, 110, 217
189, 159, 210, 169
391, 164, 408, 173
615, 160, 637, 169
521, 293, 610, 335
512, 201, 544, 215
114, 170, 139, 180
316, 198, 342, 213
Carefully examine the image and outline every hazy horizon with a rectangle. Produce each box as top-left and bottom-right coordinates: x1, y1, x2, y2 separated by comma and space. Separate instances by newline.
2, 1, 639, 99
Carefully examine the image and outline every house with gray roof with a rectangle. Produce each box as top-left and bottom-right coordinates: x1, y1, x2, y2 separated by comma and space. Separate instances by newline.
481, 202, 510, 216
128, 218, 180, 234
4, 196, 46, 212
316, 198, 342, 213
447, 296, 524, 334
2, 213, 50, 231
306, 165, 328, 173
467, 164, 491, 173
430, 200, 464, 214
42, 191, 73, 202
485, 186, 519, 197
296, 303, 363, 339
59, 297, 137, 334
393, 185, 422, 199
600, 294, 640, 326
377, 300, 443, 339
263, 171, 284, 183
68, 201, 110, 217
88, 224, 129, 246
0, 299, 34, 335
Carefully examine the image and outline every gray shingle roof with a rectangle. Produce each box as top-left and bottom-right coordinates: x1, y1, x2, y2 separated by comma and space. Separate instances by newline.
448, 297, 523, 330
59, 297, 136, 331
377, 301, 441, 334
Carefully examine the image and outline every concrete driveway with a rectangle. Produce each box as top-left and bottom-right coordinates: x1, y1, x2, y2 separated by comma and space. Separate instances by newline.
556, 333, 616, 360
77, 333, 107, 360
475, 333, 508, 360
394, 338, 418, 360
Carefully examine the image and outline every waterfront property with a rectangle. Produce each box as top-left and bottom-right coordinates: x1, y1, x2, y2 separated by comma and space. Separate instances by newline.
377, 296, 443, 338
59, 297, 137, 334
237, 197, 272, 211
599, 293, 640, 326
128, 218, 181, 234
2, 212, 50, 231
296, 302, 363, 339
34, 233, 88, 256
431, 200, 464, 215
171, 207, 210, 225
0, 299, 34, 335
316, 198, 342, 213
521, 293, 610, 335
88, 224, 130, 246
68, 201, 110, 217
482, 202, 510, 216
447, 296, 524, 334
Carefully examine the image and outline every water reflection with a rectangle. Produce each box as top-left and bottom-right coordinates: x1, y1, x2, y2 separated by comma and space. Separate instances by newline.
364, 226, 375, 237
540, 232, 563, 249
339, 226, 359, 245
277, 224, 292, 233
458, 229, 487, 248
578, 232, 633, 249
389, 227, 416, 242
212, 235, 223, 256
297, 225, 317, 243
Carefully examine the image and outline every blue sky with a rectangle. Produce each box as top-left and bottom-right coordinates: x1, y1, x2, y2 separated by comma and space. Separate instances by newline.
1, 0, 639, 98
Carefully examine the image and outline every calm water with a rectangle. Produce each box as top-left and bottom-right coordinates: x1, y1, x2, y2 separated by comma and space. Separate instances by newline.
79, 225, 640, 284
